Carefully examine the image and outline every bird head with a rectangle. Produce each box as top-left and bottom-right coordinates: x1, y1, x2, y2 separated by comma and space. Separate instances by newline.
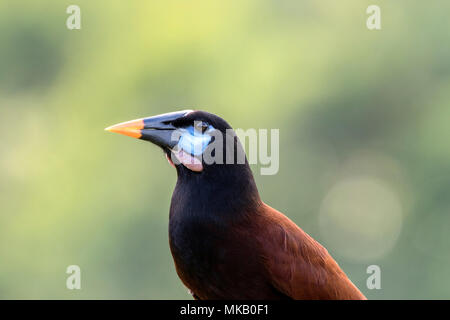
105, 110, 245, 174
106, 109, 261, 216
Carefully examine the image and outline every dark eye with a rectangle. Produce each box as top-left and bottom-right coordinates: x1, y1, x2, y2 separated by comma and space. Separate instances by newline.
194, 121, 208, 133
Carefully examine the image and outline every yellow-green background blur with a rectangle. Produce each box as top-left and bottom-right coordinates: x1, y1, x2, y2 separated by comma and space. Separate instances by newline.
1, 1, 449, 299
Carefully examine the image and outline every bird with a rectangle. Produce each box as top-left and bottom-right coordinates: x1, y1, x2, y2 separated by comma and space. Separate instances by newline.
105, 110, 366, 300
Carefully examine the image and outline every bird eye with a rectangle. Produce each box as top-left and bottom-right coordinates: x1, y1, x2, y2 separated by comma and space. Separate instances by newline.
193, 121, 208, 133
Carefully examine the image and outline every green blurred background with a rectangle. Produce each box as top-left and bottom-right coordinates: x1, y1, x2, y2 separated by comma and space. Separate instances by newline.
1, 0, 449, 299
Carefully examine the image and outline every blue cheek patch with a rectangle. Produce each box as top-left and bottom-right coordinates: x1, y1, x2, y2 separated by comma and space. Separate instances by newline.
177, 127, 212, 156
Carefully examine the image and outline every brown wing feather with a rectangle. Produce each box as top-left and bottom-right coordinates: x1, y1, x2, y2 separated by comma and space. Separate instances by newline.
254, 203, 366, 300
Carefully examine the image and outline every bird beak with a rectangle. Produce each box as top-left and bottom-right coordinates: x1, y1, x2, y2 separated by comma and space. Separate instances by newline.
105, 110, 191, 149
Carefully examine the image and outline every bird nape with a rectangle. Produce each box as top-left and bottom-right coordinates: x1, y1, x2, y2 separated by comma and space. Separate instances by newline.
105, 110, 366, 300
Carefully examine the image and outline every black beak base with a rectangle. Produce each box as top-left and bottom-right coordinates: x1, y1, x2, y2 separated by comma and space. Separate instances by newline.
106, 110, 192, 149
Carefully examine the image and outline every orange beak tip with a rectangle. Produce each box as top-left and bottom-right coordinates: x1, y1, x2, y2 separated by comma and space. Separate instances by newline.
104, 119, 145, 139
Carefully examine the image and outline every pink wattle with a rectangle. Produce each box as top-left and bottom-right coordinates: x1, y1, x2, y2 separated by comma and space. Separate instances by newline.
171, 149, 203, 172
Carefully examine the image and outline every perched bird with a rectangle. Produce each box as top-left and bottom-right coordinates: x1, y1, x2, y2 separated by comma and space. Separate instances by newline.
106, 110, 366, 300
